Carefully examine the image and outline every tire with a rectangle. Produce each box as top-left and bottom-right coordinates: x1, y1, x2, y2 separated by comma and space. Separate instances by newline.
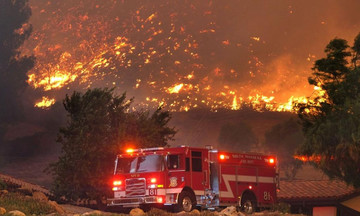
96, 197, 108, 211
241, 194, 256, 214
176, 191, 196, 212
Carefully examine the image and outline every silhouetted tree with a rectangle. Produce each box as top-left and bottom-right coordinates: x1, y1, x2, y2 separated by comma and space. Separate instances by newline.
47, 88, 176, 202
297, 33, 360, 187
218, 121, 257, 152
264, 118, 304, 180
0, 0, 34, 123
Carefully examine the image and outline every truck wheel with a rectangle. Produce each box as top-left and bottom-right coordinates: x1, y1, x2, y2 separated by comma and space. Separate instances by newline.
241, 194, 256, 214
177, 191, 196, 212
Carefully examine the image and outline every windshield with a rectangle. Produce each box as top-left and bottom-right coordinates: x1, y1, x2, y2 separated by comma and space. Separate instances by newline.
116, 154, 164, 174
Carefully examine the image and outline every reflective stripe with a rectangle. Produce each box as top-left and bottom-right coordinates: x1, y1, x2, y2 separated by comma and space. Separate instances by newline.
166, 188, 183, 194
237, 175, 256, 182
194, 190, 205, 196
258, 176, 275, 183
220, 174, 235, 198
220, 174, 275, 198
157, 189, 166, 195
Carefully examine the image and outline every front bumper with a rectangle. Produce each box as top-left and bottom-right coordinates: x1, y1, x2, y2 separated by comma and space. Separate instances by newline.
107, 194, 179, 207
107, 196, 161, 207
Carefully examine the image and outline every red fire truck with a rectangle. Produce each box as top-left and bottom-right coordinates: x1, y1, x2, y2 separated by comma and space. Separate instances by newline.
107, 146, 278, 214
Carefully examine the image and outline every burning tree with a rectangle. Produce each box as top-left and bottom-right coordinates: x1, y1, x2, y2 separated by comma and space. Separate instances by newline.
297, 33, 360, 187
47, 88, 176, 202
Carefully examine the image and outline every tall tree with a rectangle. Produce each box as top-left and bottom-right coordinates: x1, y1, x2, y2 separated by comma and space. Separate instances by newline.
297, 33, 360, 187
264, 118, 304, 180
47, 88, 176, 201
0, 0, 34, 123
218, 121, 257, 152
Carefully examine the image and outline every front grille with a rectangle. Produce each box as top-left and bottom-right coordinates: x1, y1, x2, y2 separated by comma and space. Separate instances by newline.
126, 178, 146, 196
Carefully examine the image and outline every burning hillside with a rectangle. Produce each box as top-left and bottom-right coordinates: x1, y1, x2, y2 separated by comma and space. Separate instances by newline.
21, 0, 360, 111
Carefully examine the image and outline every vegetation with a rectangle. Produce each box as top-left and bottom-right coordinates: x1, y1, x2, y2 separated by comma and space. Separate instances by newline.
0, 179, 7, 190
0, 192, 55, 215
297, 33, 360, 187
218, 121, 257, 152
47, 88, 176, 201
0, 0, 34, 123
264, 118, 304, 179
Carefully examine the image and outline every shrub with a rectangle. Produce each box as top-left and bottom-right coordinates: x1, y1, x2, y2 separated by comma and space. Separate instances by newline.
0, 192, 55, 215
0, 179, 7, 190
272, 202, 291, 213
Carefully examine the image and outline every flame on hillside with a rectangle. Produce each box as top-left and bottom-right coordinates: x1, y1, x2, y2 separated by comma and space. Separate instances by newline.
21, 0, 346, 112
34, 96, 56, 109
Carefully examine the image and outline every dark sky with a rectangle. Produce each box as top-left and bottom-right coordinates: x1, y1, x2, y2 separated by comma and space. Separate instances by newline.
22, 0, 360, 110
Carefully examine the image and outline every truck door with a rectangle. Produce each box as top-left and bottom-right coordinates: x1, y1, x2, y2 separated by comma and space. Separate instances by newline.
189, 150, 209, 192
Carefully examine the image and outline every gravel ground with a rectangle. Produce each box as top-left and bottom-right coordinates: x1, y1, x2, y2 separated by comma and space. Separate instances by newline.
60, 204, 96, 214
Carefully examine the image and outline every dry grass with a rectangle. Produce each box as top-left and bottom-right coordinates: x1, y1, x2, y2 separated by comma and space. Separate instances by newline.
0, 192, 55, 215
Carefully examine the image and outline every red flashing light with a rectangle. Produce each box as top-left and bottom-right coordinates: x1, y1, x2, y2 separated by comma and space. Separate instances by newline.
150, 178, 157, 183
219, 154, 226, 160
126, 148, 134, 153
249, 185, 253, 190
269, 158, 275, 164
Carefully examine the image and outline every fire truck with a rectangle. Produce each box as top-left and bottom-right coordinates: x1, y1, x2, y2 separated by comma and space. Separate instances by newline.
107, 146, 278, 214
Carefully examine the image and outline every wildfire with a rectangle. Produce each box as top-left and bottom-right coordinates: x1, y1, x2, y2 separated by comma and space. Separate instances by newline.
294, 155, 322, 162
167, 84, 184, 94
22, 1, 322, 113
34, 96, 56, 109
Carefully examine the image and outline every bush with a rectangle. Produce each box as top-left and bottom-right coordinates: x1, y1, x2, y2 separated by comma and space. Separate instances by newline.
0, 179, 7, 190
0, 192, 55, 215
272, 202, 291, 213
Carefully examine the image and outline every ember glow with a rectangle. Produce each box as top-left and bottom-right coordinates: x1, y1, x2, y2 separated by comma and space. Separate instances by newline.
22, 1, 360, 111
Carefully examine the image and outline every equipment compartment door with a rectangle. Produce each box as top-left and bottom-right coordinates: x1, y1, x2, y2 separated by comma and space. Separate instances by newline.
189, 150, 209, 193
236, 167, 258, 198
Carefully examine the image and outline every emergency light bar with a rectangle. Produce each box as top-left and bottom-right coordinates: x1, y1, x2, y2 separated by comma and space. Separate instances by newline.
125, 147, 165, 153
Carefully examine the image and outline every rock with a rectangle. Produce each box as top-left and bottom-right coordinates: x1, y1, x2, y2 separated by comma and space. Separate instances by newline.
32, 191, 48, 202
7, 210, 26, 216
0, 207, 6, 215
129, 208, 145, 216
191, 209, 201, 215
48, 200, 65, 214
82, 210, 104, 215
219, 206, 237, 216
45, 213, 58, 216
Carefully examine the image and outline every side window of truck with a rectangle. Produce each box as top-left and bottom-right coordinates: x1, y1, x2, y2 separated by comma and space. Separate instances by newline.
168, 155, 180, 170
186, 157, 190, 171
191, 151, 202, 172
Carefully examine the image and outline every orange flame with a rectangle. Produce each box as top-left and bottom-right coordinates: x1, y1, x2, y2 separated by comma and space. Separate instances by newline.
34, 96, 55, 109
